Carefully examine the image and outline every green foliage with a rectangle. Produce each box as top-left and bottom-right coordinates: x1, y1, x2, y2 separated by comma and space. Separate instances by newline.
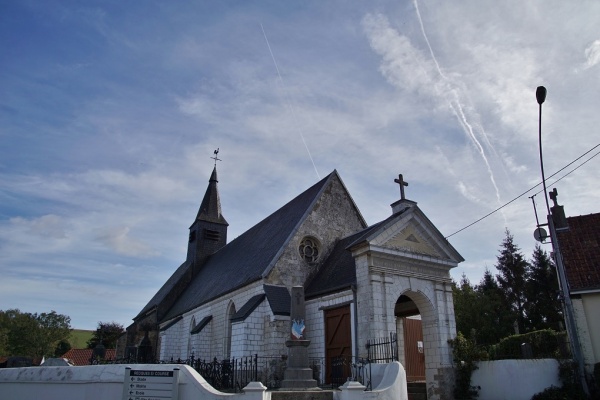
54, 339, 71, 357
526, 245, 563, 332
449, 332, 487, 399
87, 322, 125, 349
495, 229, 530, 334
488, 329, 567, 360
452, 269, 514, 346
0, 309, 71, 358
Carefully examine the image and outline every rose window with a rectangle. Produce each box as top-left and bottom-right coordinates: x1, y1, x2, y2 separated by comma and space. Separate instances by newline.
299, 237, 320, 263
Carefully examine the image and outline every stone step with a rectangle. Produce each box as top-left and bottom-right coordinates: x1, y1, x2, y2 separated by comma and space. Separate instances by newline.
271, 390, 334, 400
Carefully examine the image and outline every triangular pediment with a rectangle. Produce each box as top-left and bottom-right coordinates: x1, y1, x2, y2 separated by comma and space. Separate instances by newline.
383, 224, 441, 257
359, 206, 464, 265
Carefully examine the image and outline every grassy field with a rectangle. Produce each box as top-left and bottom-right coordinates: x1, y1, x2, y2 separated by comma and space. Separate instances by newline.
69, 329, 94, 349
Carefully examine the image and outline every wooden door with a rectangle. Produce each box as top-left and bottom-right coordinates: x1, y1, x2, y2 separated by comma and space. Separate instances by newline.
403, 317, 425, 381
324, 305, 352, 384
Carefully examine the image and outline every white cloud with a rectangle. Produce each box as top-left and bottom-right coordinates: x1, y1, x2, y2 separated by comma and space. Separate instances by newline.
95, 226, 159, 258
583, 39, 600, 69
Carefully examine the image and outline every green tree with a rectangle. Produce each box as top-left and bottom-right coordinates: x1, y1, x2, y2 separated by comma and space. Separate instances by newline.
526, 245, 563, 331
0, 309, 71, 358
453, 274, 480, 340
495, 230, 530, 334
475, 268, 514, 344
87, 322, 125, 349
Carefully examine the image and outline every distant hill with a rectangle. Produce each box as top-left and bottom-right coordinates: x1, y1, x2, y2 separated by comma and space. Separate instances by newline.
69, 329, 94, 349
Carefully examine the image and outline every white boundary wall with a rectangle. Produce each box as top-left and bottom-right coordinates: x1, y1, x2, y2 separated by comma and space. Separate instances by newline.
0, 362, 408, 400
471, 359, 560, 400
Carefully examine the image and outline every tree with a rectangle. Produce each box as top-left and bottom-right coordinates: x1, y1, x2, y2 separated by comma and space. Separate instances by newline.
495, 229, 530, 334
87, 322, 125, 349
475, 268, 514, 344
453, 274, 480, 340
0, 309, 71, 358
526, 245, 563, 331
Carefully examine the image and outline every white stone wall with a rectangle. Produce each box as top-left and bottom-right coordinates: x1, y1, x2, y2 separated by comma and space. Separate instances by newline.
191, 320, 213, 361
572, 294, 600, 370
352, 245, 457, 400
159, 280, 264, 361
230, 301, 270, 357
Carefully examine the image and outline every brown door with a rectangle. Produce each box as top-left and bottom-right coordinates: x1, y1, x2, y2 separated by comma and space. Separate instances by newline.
324, 305, 352, 384
403, 317, 425, 381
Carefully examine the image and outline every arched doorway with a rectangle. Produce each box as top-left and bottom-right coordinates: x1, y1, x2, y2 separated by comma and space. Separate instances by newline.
395, 294, 425, 382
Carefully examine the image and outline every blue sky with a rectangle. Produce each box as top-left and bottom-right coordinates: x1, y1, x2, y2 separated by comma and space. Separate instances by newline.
1, 1, 598, 330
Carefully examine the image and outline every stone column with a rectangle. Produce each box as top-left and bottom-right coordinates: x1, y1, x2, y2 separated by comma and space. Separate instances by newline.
280, 286, 319, 390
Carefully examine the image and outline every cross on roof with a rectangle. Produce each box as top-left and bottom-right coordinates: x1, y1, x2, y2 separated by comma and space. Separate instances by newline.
394, 174, 409, 200
211, 148, 221, 166
549, 188, 559, 207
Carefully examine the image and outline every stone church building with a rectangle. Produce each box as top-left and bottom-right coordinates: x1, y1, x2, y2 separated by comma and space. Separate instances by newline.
121, 164, 463, 400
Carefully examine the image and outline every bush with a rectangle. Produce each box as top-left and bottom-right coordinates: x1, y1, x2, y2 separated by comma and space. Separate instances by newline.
488, 329, 567, 360
449, 332, 487, 399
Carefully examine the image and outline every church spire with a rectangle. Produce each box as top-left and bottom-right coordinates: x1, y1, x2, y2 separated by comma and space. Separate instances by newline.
195, 165, 227, 225
187, 150, 228, 268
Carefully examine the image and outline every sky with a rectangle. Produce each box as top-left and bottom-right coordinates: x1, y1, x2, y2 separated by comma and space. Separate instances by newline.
1, 1, 599, 331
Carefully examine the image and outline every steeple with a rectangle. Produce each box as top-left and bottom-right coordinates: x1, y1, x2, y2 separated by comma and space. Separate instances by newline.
194, 166, 228, 225
187, 153, 228, 269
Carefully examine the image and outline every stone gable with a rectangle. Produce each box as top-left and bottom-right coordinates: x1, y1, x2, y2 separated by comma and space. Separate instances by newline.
265, 174, 365, 287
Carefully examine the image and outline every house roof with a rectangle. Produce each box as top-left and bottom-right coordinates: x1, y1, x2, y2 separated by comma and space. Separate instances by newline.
62, 348, 116, 366
160, 171, 338, 322
556, 212, 600, 293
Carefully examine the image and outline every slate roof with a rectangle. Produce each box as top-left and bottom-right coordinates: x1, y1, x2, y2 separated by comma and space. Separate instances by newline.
556, 212, 600, 293
195, 166, 228, 225
62, 348, 116, 366
305, 222, 385, 298
136, 261, 189, 319
160, 171, 337, 322
231, 294, 266, 322
264, 284, 291, 316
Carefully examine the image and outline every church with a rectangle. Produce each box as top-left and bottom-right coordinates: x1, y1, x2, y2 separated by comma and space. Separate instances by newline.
121, 160, 463, 400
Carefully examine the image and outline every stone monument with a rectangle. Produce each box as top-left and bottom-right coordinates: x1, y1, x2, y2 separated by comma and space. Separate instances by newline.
280, 286, 320, 390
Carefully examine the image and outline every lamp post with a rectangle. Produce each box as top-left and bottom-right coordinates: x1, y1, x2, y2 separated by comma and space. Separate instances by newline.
535, 86, 588, 395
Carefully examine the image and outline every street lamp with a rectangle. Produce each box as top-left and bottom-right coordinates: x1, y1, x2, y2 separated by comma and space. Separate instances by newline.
535, 86, 589, 395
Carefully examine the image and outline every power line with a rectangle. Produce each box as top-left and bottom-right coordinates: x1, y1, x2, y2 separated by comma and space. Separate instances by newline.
445, 143, 600, 239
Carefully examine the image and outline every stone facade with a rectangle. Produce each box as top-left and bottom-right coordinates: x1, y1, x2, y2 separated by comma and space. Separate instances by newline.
266, 175, 365, 288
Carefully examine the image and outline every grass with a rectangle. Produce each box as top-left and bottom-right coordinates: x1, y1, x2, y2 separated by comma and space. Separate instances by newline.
69, 329, 94, 349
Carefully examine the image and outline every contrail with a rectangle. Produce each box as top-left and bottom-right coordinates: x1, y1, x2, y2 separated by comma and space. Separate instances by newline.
413, 0, 503, 213
260, 23, 320, 179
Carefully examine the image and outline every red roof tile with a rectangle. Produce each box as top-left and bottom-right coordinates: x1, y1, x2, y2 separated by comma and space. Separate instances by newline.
556, 212, 600, 292
61, 348, 116, 366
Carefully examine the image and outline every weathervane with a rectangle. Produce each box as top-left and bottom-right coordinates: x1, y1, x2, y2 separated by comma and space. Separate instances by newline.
211, 148, 221, 166
394, 174, 409, 200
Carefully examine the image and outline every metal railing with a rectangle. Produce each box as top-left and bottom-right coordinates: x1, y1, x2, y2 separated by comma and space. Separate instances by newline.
100, 333, 399, 392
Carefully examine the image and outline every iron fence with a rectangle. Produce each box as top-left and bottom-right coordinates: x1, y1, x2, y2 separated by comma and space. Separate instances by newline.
98, 333, 399, 392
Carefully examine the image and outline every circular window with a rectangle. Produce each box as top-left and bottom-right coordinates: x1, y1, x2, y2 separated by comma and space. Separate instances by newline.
299, 237, 320, 263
